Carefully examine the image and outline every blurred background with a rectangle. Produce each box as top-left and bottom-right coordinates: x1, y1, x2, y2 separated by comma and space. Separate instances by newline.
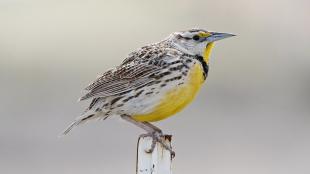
1, 0, 309, 174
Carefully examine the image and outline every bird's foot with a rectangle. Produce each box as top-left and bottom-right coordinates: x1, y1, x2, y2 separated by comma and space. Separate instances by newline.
139, 132, 175, 158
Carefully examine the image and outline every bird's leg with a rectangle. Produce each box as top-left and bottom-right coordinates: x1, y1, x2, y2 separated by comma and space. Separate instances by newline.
141, 121, 162, 134
139, 121, 175, 156
120, 114, 175, 156
121, 114, 156, 133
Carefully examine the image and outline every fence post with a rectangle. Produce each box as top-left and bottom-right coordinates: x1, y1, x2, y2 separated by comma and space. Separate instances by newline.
136, 135, 173, 174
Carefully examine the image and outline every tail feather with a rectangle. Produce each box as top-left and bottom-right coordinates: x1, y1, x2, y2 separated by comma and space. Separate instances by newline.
61, 113, 108, 136
62, 119, 83, 135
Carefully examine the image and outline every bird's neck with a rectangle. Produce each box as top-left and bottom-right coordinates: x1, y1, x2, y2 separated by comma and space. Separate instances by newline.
202, 42, 214, 65
194, 42, 214, 80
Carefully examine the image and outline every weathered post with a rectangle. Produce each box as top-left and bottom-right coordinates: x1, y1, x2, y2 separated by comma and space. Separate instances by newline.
136, 135, 173, 174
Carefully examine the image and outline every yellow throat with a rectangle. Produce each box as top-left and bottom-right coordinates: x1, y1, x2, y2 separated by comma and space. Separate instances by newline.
132, 42, 215, 122
203, 42, 214, 64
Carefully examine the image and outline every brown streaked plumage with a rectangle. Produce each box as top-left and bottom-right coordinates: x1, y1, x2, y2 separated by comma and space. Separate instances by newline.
62, 29, 235, 155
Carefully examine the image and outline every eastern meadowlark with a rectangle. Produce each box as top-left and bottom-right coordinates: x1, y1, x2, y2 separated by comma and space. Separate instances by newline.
63, 29, 234, 155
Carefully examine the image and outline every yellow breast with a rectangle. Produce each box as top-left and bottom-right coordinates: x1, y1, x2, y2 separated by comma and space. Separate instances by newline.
132, 64, 205, 122
132, 42, 214, 122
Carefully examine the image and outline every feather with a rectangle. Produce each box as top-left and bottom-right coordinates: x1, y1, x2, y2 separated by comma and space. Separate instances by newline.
79, 46, 183, 101
61, 112, 109, 136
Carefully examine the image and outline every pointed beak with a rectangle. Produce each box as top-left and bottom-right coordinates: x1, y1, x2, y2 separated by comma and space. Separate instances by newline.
206, 32, 236, 42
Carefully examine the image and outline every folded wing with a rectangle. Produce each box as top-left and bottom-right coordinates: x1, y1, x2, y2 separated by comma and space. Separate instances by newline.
79, 47, 179, 100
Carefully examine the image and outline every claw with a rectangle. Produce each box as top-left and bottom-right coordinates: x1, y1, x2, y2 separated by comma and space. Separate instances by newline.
139, 132, 175, 158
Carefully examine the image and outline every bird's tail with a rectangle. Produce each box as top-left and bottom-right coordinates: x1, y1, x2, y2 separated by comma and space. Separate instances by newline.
61, 112, 108, 136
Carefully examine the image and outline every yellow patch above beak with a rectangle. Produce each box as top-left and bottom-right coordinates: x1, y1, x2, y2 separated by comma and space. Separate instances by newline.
198, 32, 211, 38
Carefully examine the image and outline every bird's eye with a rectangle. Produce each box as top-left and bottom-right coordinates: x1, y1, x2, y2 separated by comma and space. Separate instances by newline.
193, 35, 200, 41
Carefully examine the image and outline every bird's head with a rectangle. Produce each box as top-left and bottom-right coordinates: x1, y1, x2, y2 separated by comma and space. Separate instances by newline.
167, 29, 235, 61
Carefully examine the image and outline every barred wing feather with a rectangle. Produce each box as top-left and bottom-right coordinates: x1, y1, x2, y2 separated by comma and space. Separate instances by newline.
79, 49, 176, 100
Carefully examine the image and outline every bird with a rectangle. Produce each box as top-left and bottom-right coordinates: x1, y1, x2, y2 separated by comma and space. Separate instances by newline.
62, 28, 234, 155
